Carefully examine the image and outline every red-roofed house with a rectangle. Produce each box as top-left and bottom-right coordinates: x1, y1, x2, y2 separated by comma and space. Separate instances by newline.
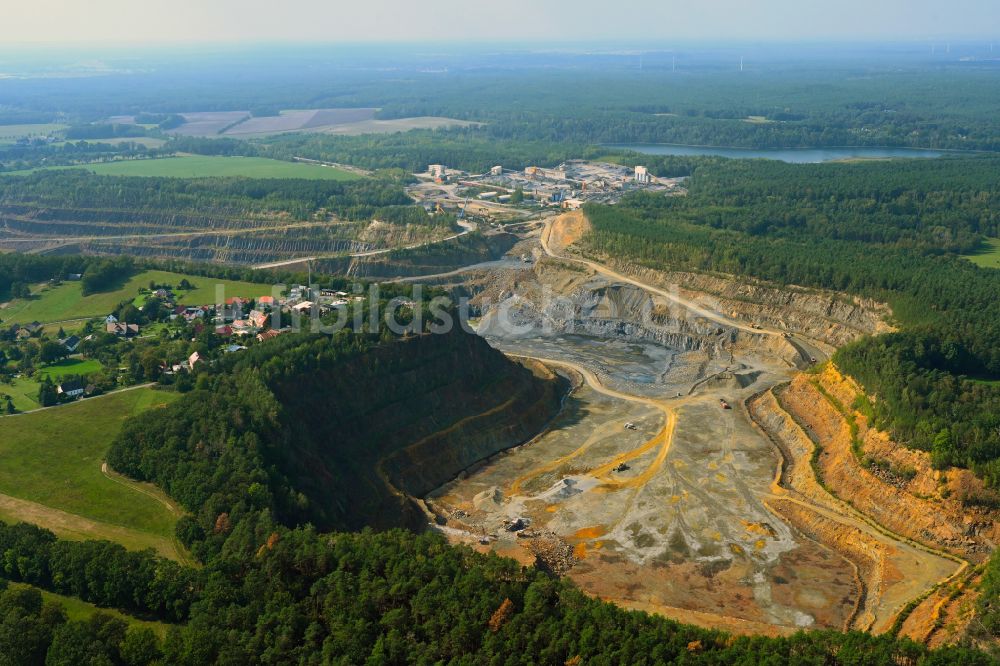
256, 329, 285, 343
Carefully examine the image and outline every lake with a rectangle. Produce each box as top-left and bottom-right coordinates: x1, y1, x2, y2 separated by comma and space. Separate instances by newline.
606, 144, 952, 163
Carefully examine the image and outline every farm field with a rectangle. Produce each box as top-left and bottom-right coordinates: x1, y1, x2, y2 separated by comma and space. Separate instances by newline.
315, 116, 482, 136
0, 387, 182, 555
10, 155, 360, 180
964, 238, 1000, 269
34, 358, 103, 382
3, 581, 171, 637
0, 269, 276, 325
146, 107, 478, 138
0, 123, 68, 143
163, 110, 249, 136
220, 107, 377, 136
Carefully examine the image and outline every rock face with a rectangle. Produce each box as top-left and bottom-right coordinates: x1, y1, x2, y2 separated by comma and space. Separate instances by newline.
597, 261, 893, 348
271, 328, 568, 531
778, 366, 1000, 559
474, 261, 800, 367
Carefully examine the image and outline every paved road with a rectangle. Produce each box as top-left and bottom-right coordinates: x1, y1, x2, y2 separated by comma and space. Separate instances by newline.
5, 382, 155, 417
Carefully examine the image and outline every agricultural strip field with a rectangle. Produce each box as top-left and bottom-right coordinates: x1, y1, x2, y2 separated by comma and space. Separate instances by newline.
0, 387, 183, 558
964, 238, 1000, 269
149, 107, 479, 137
219, 108, 378, 136
3, 581, 170, 637
0, 269, 277, 326
5, 155, 360, 180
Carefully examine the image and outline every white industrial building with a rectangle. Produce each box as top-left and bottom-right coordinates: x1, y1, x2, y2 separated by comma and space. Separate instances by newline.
634, 166, 651, 184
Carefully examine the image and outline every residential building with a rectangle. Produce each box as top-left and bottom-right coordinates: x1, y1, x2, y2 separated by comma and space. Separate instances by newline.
62, 335, 81, 353
57, 379, 85, 399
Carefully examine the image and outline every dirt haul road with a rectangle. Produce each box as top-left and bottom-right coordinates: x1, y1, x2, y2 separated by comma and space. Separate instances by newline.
541, 212, 779, 337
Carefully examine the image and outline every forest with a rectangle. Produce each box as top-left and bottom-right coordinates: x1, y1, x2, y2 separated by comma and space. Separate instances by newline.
5, 46, 1000, 152
582, 155, 1000, 490
0, 170, 416, 223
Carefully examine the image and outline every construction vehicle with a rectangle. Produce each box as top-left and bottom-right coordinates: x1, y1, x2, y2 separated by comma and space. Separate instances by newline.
614, 463, 631, 473
624, 422, 637, 430
720, 399, 732, 410
457, 197, 471, 221
504, 517, 528, 532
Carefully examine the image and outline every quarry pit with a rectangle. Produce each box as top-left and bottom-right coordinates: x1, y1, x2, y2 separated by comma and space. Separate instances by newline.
424, 213, 968, 637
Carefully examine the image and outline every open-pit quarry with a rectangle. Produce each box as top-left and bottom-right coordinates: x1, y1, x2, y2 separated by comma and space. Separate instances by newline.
418, 212, 997, 641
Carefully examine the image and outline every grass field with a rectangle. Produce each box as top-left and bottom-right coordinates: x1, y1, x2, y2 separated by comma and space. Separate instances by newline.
0, 376, 42, 412
8, 155, 360, 180
35, 358, 104, 382
0, 269, 276, 326
3, 581, 170, 637
964, 238, 1000, 269
0, 387, 182, 557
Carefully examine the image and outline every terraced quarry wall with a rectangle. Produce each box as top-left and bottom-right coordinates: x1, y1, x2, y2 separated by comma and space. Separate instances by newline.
589, 258, 891, 349
782, 366, 999, 559
749, 364, 999, 642
340, 232, 519, 279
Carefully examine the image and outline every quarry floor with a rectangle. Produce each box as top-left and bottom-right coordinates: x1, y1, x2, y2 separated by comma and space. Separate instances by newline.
431, 335, 851, 634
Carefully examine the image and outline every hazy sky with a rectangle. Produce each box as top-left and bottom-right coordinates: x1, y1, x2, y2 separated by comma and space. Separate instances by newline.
5, 0, 999, 44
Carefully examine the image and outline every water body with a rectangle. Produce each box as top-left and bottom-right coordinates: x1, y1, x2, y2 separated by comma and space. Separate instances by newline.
607, 144, 952, 163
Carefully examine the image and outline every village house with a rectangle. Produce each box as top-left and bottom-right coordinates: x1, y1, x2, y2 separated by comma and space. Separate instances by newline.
180, 306, 210, 323
248, 309, 268, 328
57, 379, 85, 399
107, 322, 140, 338
62, 335, 81, 353
256, 329, 286, 343
231, 319, 255, 335
291, 301, 314, 315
